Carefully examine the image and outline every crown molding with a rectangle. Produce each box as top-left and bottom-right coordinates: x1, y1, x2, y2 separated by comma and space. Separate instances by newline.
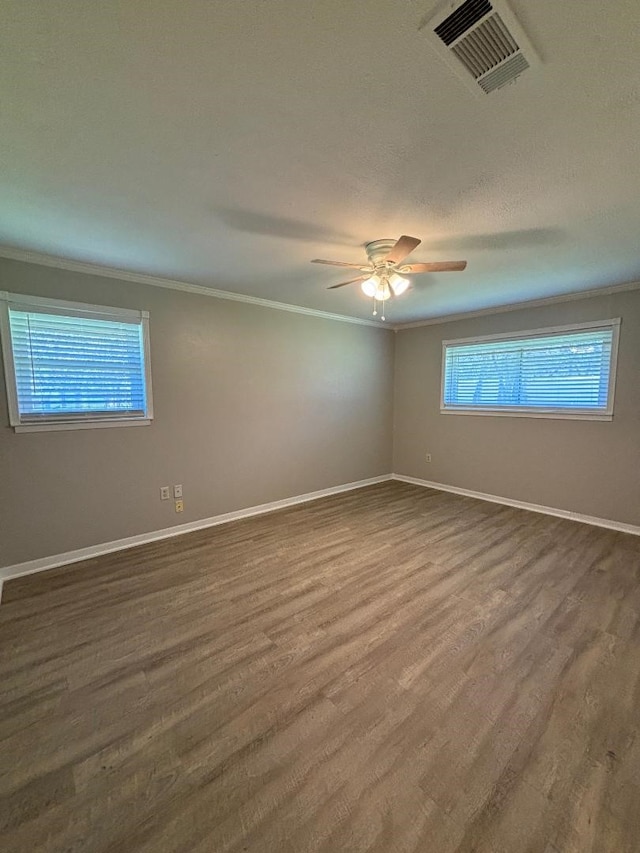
2, 244, 638, 332
0, 245, 383, 329
391, 279, 640, 330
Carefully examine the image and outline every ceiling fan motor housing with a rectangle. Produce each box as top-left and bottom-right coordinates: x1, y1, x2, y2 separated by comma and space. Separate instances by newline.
365, 239, 399, 268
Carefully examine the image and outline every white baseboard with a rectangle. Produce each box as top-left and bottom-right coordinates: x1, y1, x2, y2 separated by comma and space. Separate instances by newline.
0, 475, 393, 584
392, 474, 640, 536
4, 472, 636, 593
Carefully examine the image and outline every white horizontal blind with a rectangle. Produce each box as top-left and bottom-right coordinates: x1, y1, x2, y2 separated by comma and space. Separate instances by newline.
8, 308, 148, 423
442, 324, 617, 416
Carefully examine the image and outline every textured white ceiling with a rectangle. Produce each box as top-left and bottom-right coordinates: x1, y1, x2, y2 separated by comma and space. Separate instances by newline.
2, 0, 640, 324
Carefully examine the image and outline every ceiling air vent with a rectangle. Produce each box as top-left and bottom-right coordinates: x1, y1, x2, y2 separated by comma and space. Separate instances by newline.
425, 0, 539, 96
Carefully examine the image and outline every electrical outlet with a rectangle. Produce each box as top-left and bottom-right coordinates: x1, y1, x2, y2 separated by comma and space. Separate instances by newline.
425, 453, 432, 463
173, 484, 183, 499
175, 499, 184, 513
160, 486, 171, 500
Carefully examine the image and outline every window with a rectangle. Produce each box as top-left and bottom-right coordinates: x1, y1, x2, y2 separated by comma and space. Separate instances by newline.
0, 292, 153, 432
441, 319, 620, 420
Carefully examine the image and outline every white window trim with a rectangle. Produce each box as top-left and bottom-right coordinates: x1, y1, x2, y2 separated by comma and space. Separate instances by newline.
440, 318, 621, 421
0, 291, 154, 433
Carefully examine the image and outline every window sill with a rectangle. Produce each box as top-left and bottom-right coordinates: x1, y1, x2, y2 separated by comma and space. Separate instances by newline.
13, 418, 152, 434
440, 408, 613, 421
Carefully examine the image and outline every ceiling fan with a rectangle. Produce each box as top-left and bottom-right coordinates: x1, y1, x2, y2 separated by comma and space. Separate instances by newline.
312, 236, 467, 319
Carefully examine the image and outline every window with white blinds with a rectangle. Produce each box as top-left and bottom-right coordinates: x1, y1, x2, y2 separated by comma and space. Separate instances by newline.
441, 320, 620, 420
0, 293, 153, 431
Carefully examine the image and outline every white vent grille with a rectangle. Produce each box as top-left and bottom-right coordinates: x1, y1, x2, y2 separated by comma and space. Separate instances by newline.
478, 52, 529, 93
434, 0, 492, 44
425, 0, 539, 96
451, 14, 518, 77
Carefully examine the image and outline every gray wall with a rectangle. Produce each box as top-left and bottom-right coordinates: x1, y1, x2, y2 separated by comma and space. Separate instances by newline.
393, 288, 640, 526
2, 257, 638, 569
0, 258, 394, 566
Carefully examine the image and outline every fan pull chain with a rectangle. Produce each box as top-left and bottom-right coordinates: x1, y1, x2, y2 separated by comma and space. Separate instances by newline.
372, 294, 387, 320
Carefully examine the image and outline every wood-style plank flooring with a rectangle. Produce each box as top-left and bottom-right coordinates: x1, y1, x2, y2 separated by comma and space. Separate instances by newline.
1, 481, 640, 852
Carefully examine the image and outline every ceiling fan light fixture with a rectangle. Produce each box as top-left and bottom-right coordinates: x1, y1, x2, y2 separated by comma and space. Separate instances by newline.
375, 281, 391, 300
361, 276, 380, 297
389, 273, 409, 296
314, 235, 466, 320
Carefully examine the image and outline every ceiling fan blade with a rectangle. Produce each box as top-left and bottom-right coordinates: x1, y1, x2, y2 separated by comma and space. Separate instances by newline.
328, 277, 366, 289
403, 261, 468, 273
311, 259, 364, 268
384, 235, 421, 265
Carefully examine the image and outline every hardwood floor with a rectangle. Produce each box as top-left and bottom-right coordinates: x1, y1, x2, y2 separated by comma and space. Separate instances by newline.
1, 481, 640, 852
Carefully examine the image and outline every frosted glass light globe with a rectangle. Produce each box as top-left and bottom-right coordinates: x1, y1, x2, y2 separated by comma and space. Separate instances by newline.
389, 273, 409, 296
361, 276, 379, 297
